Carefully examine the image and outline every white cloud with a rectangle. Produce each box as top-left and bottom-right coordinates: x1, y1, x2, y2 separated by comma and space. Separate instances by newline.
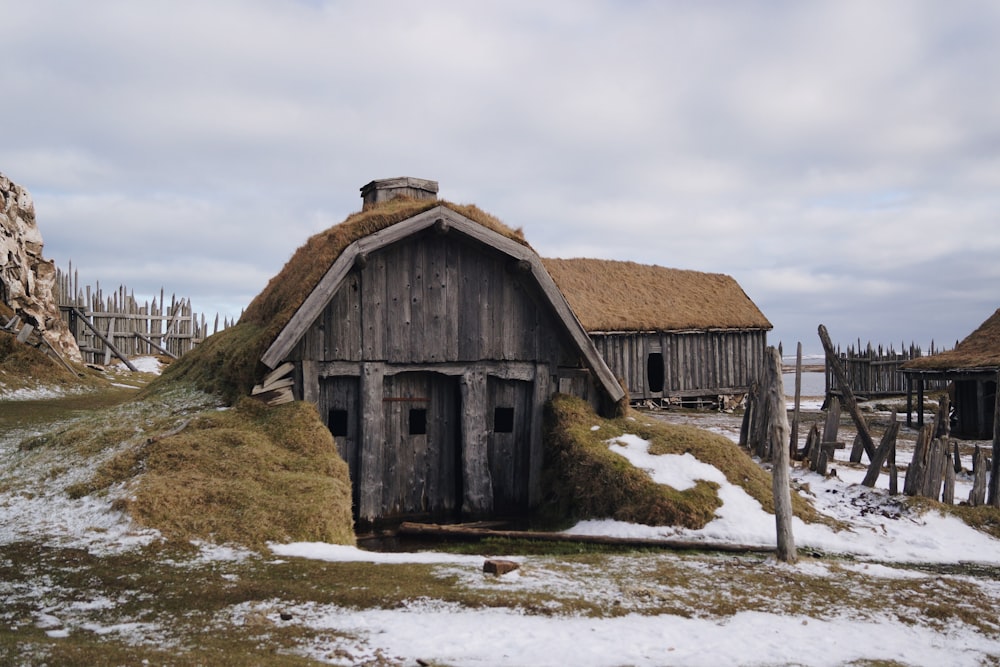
1, 0, 999, 352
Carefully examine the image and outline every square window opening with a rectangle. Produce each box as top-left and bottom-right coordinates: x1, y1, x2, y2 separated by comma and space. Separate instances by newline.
494, 407, 515, 433
409, 408, 427, 435
328, 409, 349, 437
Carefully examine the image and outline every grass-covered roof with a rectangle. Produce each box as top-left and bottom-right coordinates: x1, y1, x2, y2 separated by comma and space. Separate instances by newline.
542, 258, 772, 333
903, 308, 1000, 371
156, 198, 528, 399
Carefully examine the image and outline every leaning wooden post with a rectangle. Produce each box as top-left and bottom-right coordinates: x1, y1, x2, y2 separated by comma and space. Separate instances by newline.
988, 371, 1000, 507
766, 346, 796, 563
818, 324, 877, 461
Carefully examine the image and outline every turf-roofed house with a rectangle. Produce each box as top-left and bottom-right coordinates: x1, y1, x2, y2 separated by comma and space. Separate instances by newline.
902, 308, 1000, 439
251, 178, 625, 527
543, 258, 772, 409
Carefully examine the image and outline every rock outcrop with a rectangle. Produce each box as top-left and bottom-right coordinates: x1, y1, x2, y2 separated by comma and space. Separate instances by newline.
1, 172, 81, 363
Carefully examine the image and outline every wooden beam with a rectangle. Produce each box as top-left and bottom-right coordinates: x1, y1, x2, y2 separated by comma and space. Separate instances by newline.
397, 522, 777, 555
72, 308, 137, 371
133, 332, 178, 360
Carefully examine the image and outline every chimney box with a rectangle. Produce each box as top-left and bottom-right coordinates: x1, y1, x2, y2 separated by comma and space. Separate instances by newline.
360, 177, 438, 210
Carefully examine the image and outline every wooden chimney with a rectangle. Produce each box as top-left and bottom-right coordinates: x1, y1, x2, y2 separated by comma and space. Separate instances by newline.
360, 177, 439, 210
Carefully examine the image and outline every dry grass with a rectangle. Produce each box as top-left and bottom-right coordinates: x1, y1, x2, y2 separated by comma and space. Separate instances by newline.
539, 394, 824, 530
542, 257, 771, 332
88, 397, 355, 548
903, 307, 1000, 370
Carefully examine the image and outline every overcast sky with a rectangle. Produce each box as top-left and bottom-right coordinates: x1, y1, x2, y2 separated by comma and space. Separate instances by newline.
3, 1, 999, 355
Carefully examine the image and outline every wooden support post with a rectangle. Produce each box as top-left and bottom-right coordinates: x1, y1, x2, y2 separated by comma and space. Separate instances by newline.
970, 445, 988, 506
766, 347, 796, 564
989, 371, 1000, 507
357, 362, 385, 523
789, 342, 802, 459
818, 325, 877, 461
461, 368, 493, 516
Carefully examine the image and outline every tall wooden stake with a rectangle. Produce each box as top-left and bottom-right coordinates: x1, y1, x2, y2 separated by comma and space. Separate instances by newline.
767, 346, 796, 563
789, 342, 803, 459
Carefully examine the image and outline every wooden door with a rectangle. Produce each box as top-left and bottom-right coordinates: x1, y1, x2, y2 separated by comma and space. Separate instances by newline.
487, 376, 533, 514
381, 372, 461, 519
320, 376, 361, 512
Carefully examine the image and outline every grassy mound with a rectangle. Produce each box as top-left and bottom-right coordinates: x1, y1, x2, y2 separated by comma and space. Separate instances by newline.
540, 394, 822, 529
64, 390, 355, 548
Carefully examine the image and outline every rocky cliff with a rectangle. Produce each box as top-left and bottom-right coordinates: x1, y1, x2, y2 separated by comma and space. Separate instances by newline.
1, 172, 82, 363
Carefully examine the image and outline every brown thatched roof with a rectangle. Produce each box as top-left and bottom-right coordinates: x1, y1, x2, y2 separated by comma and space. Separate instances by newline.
541, 258, 772, 333
902, 308, 1000, 371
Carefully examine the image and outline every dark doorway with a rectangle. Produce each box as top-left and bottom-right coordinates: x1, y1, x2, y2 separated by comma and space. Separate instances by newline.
647, 352, 665, 393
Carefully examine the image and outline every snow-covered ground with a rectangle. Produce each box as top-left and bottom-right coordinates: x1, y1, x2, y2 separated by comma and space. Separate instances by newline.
2, 368, 998, 666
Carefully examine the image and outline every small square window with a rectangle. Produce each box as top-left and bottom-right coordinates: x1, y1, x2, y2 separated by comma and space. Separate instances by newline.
409, 408, 427, 435
328, 409, 349, 437
494, 407, 515, 433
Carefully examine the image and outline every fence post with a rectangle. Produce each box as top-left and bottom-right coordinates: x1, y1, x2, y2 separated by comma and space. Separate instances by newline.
765, 346, 796, 564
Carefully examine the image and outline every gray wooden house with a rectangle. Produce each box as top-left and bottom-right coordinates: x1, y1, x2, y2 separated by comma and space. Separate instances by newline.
542, 258, 772, 407
902, 308, 1000, 439
253, 178, 624, 526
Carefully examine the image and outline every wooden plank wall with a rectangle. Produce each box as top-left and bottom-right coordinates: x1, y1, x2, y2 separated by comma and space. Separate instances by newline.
592, 329, 768, 401
825, 342, 950, 398
53, 264, 232, 364
290, 233, 571, 368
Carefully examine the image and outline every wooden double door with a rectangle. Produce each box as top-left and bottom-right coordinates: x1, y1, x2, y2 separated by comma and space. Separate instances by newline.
320, 370, 532, 523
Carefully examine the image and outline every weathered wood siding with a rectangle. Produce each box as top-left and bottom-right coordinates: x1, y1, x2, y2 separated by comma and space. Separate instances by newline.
592, 329, 768, 400
290, 232, 576, 367
287, 230, 602, 524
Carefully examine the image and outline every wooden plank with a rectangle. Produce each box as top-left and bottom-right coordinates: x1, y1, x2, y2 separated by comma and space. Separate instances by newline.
134, 332, 178, 360
15, 323, 33, 344
397, 522, 777, 554
528, 363, 549, 507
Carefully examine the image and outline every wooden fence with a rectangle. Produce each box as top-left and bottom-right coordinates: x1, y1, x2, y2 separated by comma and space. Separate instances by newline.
53, 264, 232, 366
824, 341, 951, 399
